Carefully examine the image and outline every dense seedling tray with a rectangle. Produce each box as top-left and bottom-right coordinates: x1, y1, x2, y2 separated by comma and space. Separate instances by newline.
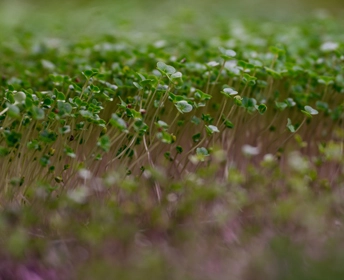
0, 13, 344, 279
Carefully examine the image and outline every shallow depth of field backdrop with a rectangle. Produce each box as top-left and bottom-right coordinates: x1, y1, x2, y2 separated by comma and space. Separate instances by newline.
0, 0, 343, 38
0, 0, 344, 279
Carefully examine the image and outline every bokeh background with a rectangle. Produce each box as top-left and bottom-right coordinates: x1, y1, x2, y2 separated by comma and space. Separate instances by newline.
1, 0, 343, 40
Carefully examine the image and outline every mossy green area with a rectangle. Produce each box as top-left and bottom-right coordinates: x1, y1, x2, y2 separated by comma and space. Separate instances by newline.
0, 0, 344, 279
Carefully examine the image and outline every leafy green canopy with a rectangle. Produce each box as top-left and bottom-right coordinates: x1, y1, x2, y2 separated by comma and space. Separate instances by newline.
0, 13, 343, 280
0, 18, 343, 191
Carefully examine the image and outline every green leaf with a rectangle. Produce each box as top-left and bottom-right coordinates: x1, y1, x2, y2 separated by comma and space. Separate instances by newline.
79, 109, 94, 119
157, 62, 176, 75
82, 69, 98, 79
224, 119, 234, 128
316, 101, 329, 112
25, 97, 33, 108
133, 82, 143, 89
269, 46, 285, 56
318, 76, 334, 85
13, 91, 26, 103
157, 131, 174, 144
59, 125, 71, 134
110, 114, 128, 133
265, 67, 281, 79
242, 74, 257, 85
175, 100, 193, 114
73, 97, 86, 107
134, 119, 148, 135
207, 61, 220, 67
27, 140, 41, 151
40, 154, 51, 167
201, 114, 214, 124
155, 120, 169, 131
242, 97, 257, 112
97, 135, 111, 152
195, 89, 212, 101
191, 116, 201, 125
8, 104, 20, 118
304, 105, 319, 115
275, 101, 288, 111
192, 133, 201, 143
287, 118, 296, 133
89, 84, 100, 93
31, 106, 45, 120
196, 147, 209, 156
196, 147, 209, 161
64, 146, 76, 158
54, 88, 66, 101
257, 104, 267, 114
39, 130, 57, 144
221, 87, 238, 97
171, 72, 182, 79
234, 96, 242, 106
219, 47, 236, 59
4, 130, 21, 147
285, 98, 296, 107
205, 125, 220, 135
57, 101, 73, 116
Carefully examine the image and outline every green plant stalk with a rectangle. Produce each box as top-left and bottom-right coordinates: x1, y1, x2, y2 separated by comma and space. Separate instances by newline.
279, 116, 307, 150
143, 135, 161, 202
149, 84, 172, 142
210, 60, 226, 94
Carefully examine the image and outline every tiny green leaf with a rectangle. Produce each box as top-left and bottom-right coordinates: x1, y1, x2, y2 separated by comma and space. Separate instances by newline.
257, 104, 267, 114
205, 125, 220, 135
31, 106, 45, 120
287, 118, 296, 133
97, 135, 111, 152
171, 72, 182, 79
219, 47, 236, 58
221, 87, 238, 97
175, 100, 193, 114
304, 105, 319, 115
224, 119, 234, 129
110, 114, 128, 133
196, 147, 209, 156
176, 146, 183, 154
8, 104, 20, 118
13, 91, 26, 103
157, 62, 176, 75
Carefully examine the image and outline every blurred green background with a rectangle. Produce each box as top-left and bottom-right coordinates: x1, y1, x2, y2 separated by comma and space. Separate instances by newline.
0, 0, 343, 40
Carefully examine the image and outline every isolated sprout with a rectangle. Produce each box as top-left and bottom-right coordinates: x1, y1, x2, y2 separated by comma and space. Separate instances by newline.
175, 100, 193, 114
157, 61, 176, 75
155, 120, 169, 131
257, 104, 267, 114
302, 105, 319, 117
190, 147, 210, 163
205, 125, 220, 135
221, 87, 238, 97
233, 96, 243, 106
194, 89, 212, 101
287, 118, 296, 133
219, 47, 237, 59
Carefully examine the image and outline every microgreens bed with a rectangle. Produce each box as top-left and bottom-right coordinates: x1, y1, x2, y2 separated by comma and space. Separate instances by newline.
0, 1, 344, 279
